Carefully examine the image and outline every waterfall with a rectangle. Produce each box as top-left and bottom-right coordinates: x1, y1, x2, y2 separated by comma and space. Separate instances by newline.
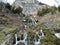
14, 28, 44, 45
14, 32, 28, 45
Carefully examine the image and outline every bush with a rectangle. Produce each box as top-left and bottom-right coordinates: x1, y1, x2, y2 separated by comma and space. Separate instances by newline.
37, 8, 51, 16
58, 5, 60, 12
39, 2, 45, 5
55, 39, 60, 45
37, 10, 43, 16
50, 6, 57, 14
11, 7, 23, 14
5, 3, 11, 10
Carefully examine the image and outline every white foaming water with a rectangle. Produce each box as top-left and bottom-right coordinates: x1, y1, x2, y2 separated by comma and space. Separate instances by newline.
55, 33, 60, 39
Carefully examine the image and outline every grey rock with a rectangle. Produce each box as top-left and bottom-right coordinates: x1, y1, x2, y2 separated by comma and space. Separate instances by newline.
12, 0, 43, 15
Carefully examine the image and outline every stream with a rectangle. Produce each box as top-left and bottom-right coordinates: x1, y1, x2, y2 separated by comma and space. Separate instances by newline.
14, 28, 44, 45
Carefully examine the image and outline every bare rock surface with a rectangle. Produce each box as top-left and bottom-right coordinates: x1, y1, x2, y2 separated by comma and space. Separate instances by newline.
13, 0, 43, 15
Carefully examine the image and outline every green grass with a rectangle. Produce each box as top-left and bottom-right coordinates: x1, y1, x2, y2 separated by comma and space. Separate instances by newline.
0, 33, 5, 41
0, 24, 18, 41
56, 20, 60, 24
2, 25, 18, 33
41, 27, 60, 45
41, 34, 60, 45
51, 20, 60, 28
40, 20, 60, 45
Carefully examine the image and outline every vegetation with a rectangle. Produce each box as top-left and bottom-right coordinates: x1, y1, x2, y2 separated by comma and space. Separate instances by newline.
58, 5, 60, 12
37, 8, 51, 16
37, 7, 57, 16
54, 20, 60, 28
0, 15, 18, 41
50, 7, 56, 14
0, 1, 60, 45
39, 2, 45, 5
5, 3, 12, 10
56, 39, 60, 45
41, 27, 60, 45
56, 20, 60, 24
0, 33, 5, 41
11, 7, 23, 14
2, 25, 18, 33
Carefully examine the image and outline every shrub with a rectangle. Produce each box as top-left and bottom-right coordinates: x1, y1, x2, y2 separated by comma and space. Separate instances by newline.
37, 10, 43, 16
50, 6, 57, 14
37, 8, 51, 16
39, 2, 45, 5
11, 7, 23, 14
55, 39, 60, 45
58, 5, 60, 12
5, 3, 12, 10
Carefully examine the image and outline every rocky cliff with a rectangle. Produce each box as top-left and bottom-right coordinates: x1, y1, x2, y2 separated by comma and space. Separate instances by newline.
13, 0, 43, 15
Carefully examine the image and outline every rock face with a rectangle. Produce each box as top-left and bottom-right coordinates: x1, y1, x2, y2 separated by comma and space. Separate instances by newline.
13, 0, 42, 15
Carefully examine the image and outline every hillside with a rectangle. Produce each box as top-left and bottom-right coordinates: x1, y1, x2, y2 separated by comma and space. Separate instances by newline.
0, 0, 60, 45
12, 0, 44, 15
